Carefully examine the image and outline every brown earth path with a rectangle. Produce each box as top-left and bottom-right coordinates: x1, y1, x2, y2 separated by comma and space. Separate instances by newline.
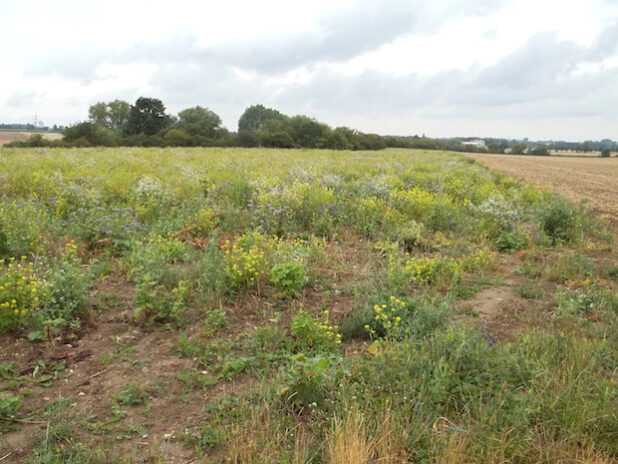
465, 153, 618, 225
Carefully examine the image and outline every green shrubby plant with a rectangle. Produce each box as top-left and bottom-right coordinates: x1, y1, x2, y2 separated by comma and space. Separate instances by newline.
359, 296, 450, 341
538, 196, 584, 244
0, 257, 47, 333
114, 384, 149, 406
544, 252, 592, 283
494, 228, 530, 252
202, 308, 228, 337
270, 261, 306, 297
0, 393, 21, 421
0, 242, 91, 336
134, 276, 189, 326
36, 242, 91, 327
0, 199, 49, 258
124, 235, 188, 279
290, 308, 341, 352
555, 284, 618, 317
279, 354, 349, 411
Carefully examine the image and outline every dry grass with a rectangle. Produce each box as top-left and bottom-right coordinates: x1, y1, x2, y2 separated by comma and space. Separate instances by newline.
326, 409, 406, 464
327, 411, 370, 464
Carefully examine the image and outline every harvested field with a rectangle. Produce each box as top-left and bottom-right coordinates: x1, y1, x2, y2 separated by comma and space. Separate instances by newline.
0, 131, 62, 146
466, 153, 618, 224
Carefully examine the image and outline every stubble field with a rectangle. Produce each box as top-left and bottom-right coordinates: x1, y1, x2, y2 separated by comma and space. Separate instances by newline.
466, 153, 618, 224
0, 132, 63, 146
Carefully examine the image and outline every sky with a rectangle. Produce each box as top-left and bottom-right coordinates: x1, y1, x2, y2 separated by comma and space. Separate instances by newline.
1, 0, 617, 141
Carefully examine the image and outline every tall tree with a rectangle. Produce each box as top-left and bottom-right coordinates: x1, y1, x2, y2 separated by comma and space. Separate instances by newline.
176, 106, 223, 138
238, 104, 286, 132
107, 100, 130, 130
127, 97, 172, 135
88, 100, 130, 130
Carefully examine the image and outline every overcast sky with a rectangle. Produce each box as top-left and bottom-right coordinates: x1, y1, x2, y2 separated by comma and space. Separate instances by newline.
1, 0, 617, 140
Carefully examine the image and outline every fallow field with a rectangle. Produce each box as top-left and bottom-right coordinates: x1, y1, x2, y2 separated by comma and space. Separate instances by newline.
0, 147, 616, 463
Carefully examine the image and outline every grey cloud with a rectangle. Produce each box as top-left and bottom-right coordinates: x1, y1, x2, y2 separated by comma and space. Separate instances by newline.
209, 0, 510, 73
268, 26, 618, 125
27, 50, 112, 83
590, 18, 618, 57
6, 90, 42, 108
136, 22, 618, 133
24, 0, 509, 80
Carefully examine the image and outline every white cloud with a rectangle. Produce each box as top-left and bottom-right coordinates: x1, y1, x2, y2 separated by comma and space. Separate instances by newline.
0, 0, 617, 140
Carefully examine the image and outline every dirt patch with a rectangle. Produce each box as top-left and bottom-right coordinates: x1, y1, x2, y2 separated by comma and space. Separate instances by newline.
457, 286, 536, 340
455, 254, 552, 340
0, 271, 262, 463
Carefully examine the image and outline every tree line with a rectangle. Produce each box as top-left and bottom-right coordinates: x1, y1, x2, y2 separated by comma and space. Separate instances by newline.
6, 98, 390, 150
4, 97, 616, 155
0, 97, 488, 151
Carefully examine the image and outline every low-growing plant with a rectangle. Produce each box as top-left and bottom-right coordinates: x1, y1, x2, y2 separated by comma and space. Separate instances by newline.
0, 257, 47, 333
365, 296, 406, 339
218, 356, 256, 380
538, 196, 583, 244
279, 354, 349, 411
516, 283, 545, 299
114, 384, 149, 406
0, 393, 21, 430
38, 241, 91, 326
290, 308, 342, 352
270, 261, 306, 297
545, 252, 593, 283
495, 228, 530, 253
361, 296, 451, 341
555, 285, 618, 317
125, 235, 188, 280
134, 277, 190, 326
404, 255, 462, 289
202, 308, 228, 337
222, 232, 272, 292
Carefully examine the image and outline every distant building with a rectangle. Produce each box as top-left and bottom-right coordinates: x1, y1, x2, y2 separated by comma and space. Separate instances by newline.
461, 139, 486, 147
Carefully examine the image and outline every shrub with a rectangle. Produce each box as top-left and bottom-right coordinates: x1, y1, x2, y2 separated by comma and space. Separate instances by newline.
41, 242, 91, 324
0, 394, 21, 431
279, 354, 348, 411
538, 197, 583, 244
114, 384, 149, 406
134, 277, 189, 326
555, 285, 618, 317
404, 255, 462, 289
270, 261, 306, 297
495, 228, 530, 253
361, 296, 450, 341
222, 232, 272, 292
290, 308, 341, 352
0, 257, 47, 333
